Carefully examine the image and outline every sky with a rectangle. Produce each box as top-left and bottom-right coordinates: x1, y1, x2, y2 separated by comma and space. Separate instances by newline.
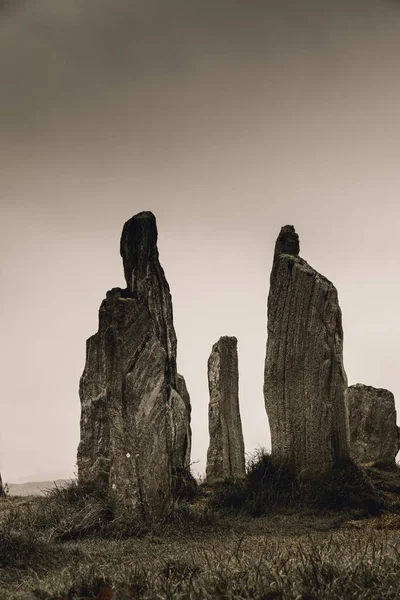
1, 0, 400, 483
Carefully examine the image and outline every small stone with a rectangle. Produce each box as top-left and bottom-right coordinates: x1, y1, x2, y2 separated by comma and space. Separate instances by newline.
206, 336, 246, 483
348, 384, 400, 464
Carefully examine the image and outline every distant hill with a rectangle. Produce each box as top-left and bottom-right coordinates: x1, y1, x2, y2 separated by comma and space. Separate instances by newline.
6, 479, 73, 497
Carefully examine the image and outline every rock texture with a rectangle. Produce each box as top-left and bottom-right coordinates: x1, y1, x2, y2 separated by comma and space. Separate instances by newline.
206, 336, 246, 483
348, 384, 400, 464
264, 225, 350, 479
77, 211, 191, 519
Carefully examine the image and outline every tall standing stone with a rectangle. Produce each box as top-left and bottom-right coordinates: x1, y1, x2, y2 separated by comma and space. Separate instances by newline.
206, 336, 246, 483
348, 384, 400, 464
264, 225, 350, 479
77, 211, 191, 520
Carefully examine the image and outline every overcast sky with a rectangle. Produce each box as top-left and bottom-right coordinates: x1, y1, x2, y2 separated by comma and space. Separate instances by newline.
1, 0, 400, 483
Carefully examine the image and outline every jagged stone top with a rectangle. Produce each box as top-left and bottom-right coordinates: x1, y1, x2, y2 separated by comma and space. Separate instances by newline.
266, 224, 350, 476
349, 384, 395, 398
119, 210, 177, 383
120, 211, 160, 294
211, 336, 237, 355
215, 335, 238, 344
274, 225, 300, 257
273, 225, 334, 289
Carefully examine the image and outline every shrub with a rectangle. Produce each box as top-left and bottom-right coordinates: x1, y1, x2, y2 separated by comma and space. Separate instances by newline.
210, 449, 382, 517
209, 450, 298, 515
300, 460, 381, 515
245, 450, 299, 516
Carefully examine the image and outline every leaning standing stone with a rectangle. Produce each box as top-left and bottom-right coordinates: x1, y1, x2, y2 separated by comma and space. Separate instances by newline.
348, 384, 400, 464
206, 336, 246, 483
264, 225, 350, 479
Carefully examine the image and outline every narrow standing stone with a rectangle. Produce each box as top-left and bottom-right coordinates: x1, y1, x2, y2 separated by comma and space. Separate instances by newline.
77, 212, 191, 519
348, 384, 400, 464
206, 336, 246, 483
264, 225, 350, 479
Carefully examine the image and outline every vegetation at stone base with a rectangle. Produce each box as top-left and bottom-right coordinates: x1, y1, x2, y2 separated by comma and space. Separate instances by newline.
365, 460, 400, 494
0, 476, 216, 553
172, 466, 199, 503
209, 449, 385, 518
1, 457, 400, 598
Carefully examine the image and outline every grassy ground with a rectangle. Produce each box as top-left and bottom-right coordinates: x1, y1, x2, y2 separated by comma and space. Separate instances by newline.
1, 457, 400, 599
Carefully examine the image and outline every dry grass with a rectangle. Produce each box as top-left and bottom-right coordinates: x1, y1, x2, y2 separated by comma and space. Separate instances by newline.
0, 459, 399, 599
1, 508, 400, 599
344, 514, 400, 530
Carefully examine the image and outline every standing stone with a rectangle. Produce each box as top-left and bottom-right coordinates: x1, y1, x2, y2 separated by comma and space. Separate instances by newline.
264, 225, 350, 479
206, 336, 246, 483
0, 473, 4, 497
77, 211, 191, 520
348, 384, 400, 464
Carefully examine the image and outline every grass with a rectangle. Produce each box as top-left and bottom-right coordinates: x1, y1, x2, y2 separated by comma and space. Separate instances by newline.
1, 455, 400, 599
172, 466, 200, 503
1, 517, 400, 599
365, 460, 400, 497
209, 450, 383, 518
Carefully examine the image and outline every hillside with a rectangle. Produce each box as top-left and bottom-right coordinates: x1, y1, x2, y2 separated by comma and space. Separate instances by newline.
6, 479, 72, 497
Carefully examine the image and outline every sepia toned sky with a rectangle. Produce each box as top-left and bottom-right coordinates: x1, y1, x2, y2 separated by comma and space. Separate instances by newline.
1, 0, 400, 482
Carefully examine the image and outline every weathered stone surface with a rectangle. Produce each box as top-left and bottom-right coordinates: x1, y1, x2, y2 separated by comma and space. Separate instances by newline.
206, 336, 246, 483
348, 384, 400, 464
173, 374, 192, 470
264, 225, 350, 479
77, 211, 191, 520
120, 212, 178, 386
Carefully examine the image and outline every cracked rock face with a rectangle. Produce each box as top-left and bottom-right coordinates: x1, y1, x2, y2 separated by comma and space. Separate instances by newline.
77, 212, 191, 519
348, 384, 400, 464
206, 336, 246, 483
264, 225, 350, 479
